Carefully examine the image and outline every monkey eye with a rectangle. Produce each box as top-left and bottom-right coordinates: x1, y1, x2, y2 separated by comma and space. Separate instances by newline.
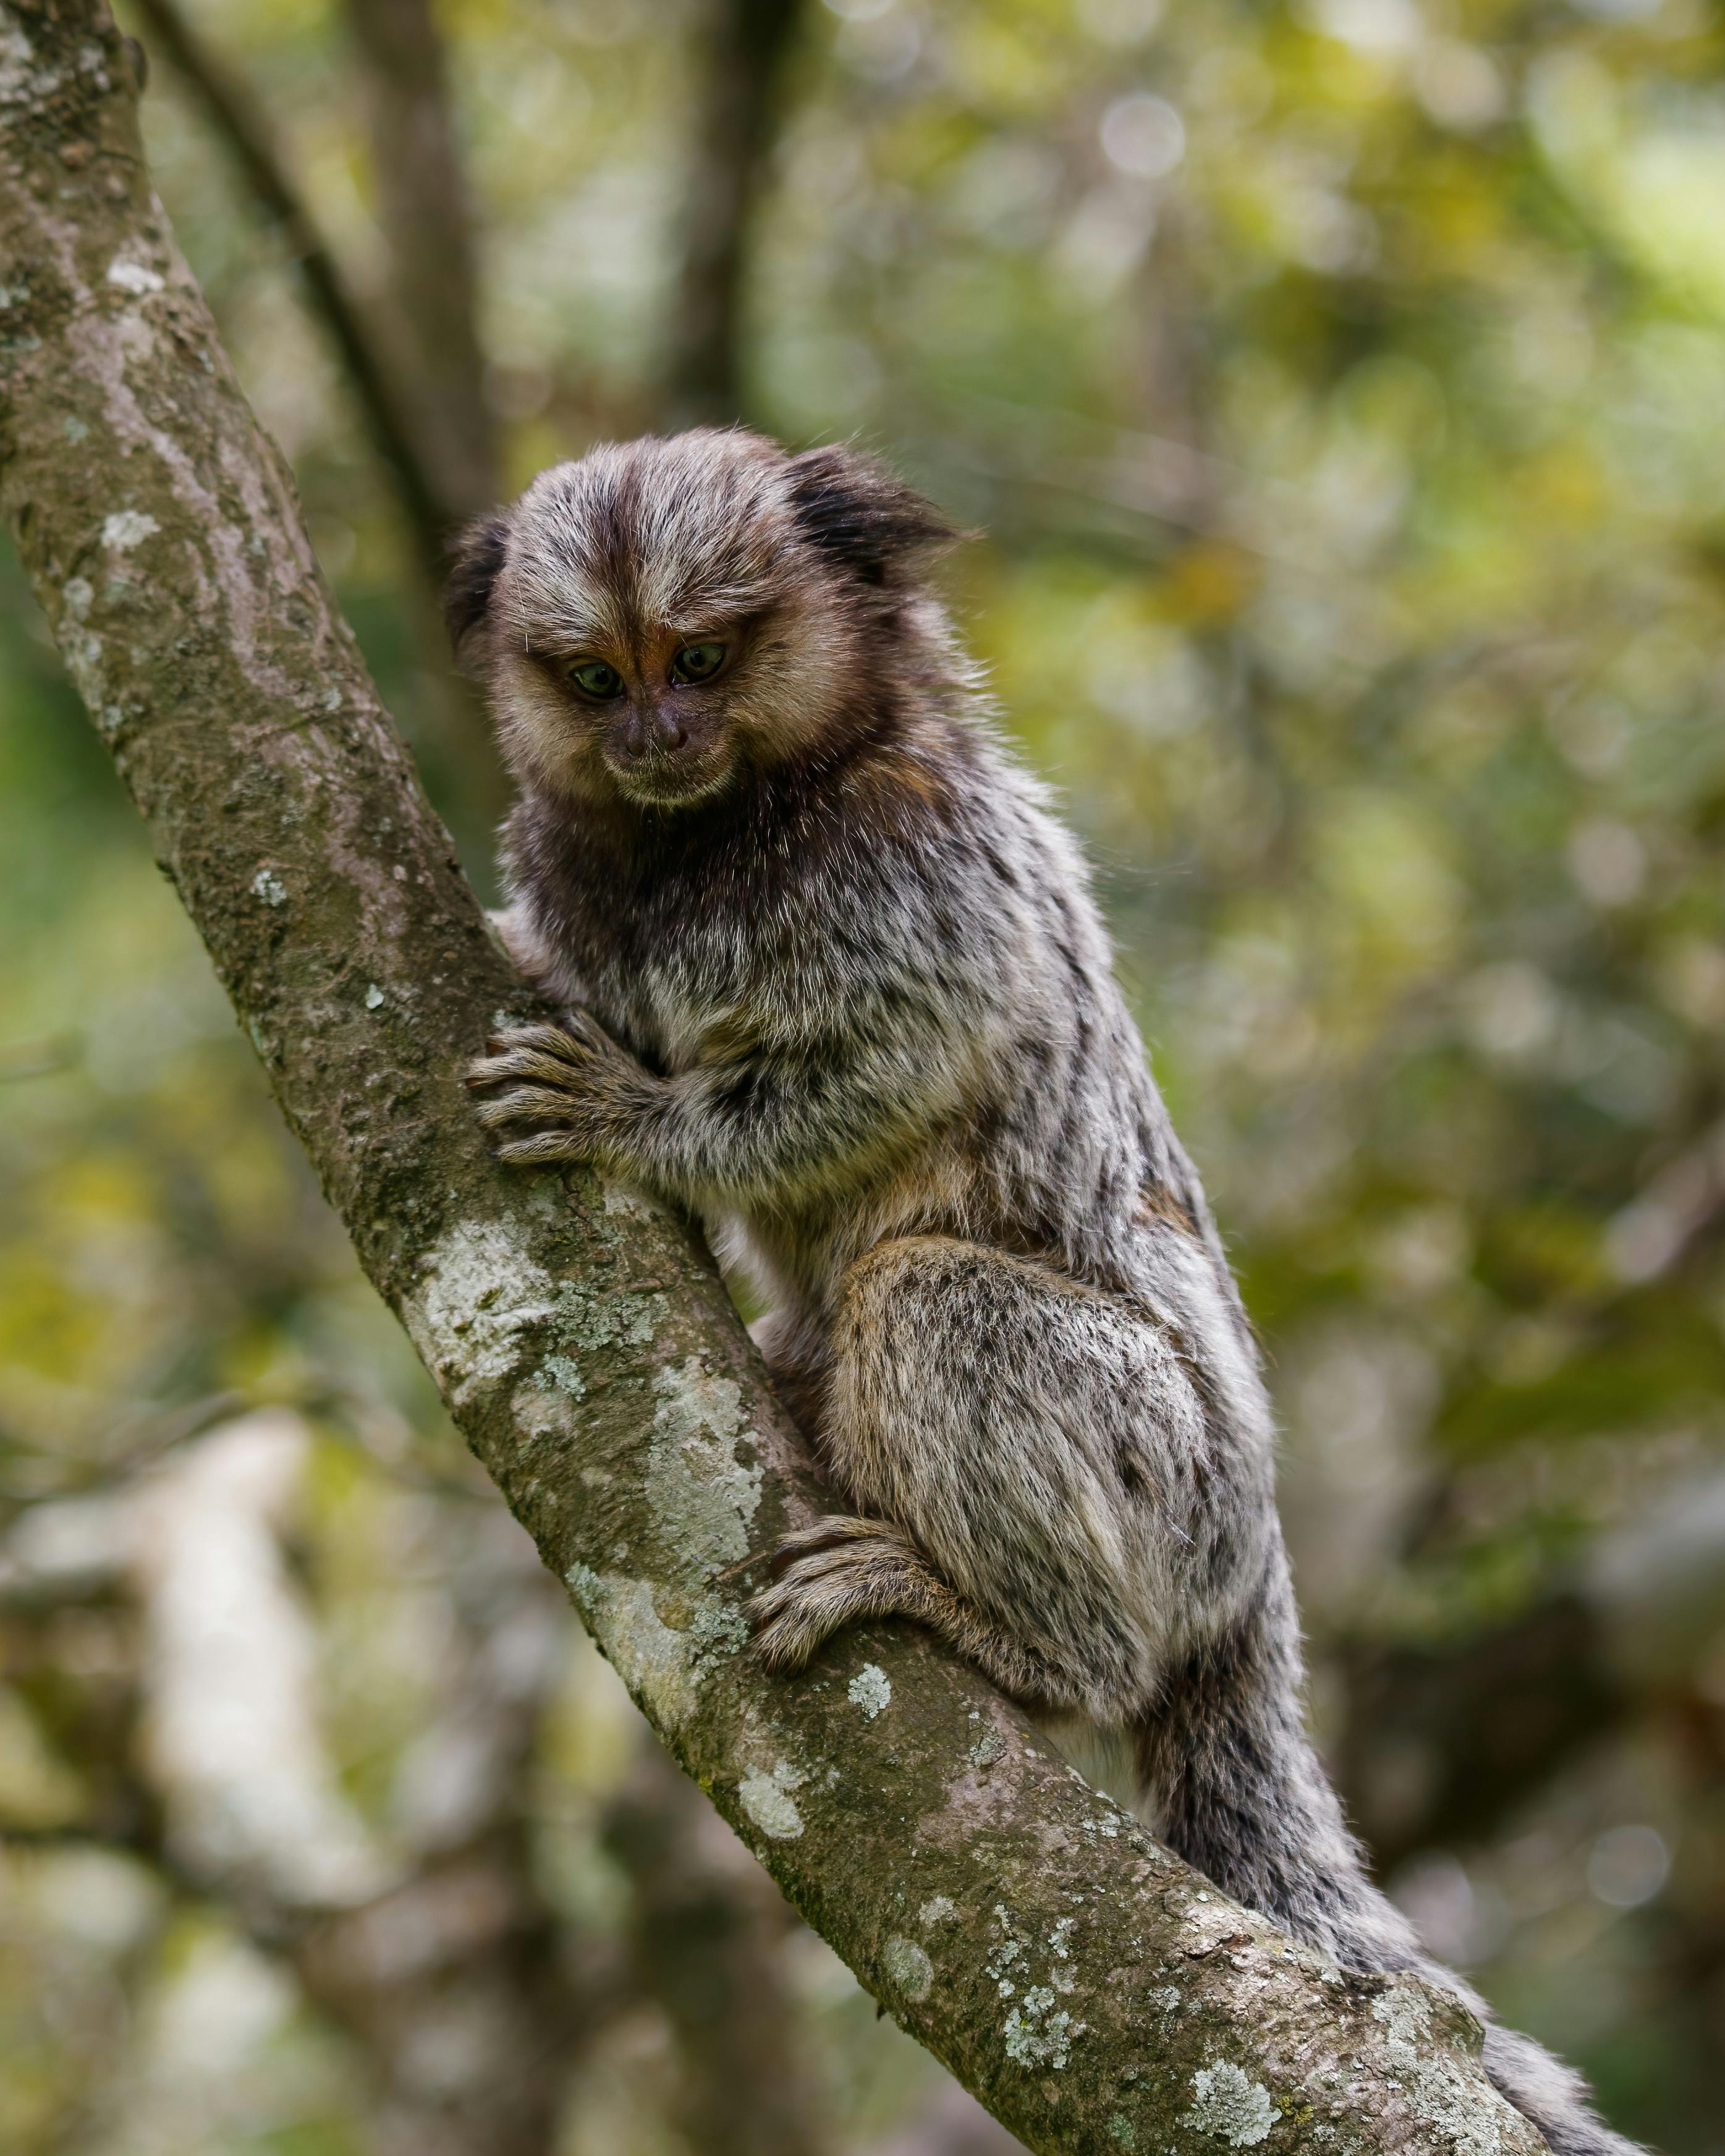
563, 656, 625, 701
669, 640, 726, 685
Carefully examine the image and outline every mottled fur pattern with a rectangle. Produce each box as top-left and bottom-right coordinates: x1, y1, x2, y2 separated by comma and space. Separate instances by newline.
457, 430, 1642, 2156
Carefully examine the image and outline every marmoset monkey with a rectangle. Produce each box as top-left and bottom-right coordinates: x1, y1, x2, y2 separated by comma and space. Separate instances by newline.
454, 430, 1640, 2156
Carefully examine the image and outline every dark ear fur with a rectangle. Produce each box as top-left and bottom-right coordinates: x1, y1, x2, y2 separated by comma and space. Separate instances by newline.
443, 511, 511, 664
785, 445, 956, 587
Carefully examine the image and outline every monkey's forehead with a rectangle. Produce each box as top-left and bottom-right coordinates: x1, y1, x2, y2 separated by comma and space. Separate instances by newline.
499, 436, 799, 643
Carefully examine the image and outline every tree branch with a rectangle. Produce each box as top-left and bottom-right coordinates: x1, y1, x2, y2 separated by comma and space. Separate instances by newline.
341, 0, 497, 526
1, 1412, 609, 2156
664, 0, 805, 427
126, 0, 460, 587
0, 9, 1547, 2150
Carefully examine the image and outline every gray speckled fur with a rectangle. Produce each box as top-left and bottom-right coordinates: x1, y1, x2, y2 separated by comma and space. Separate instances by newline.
457, 430, 1643, 2156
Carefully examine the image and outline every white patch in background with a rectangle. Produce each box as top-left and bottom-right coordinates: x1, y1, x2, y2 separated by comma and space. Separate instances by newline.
1100, 93, 1185, 181
1587, 1824, 1669, 1909
130, 1411, 392, 1906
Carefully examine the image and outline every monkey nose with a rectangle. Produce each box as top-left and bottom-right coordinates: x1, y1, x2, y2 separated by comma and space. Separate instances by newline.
617, 705, 687, 759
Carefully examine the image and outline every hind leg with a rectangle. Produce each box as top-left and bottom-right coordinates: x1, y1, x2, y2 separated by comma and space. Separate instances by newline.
745, 1297, 1053, 1687
750, 1235, 1213, 1718
744, 1305, 1037, 1678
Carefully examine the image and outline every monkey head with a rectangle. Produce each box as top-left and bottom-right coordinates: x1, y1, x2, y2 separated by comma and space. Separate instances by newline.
444, 430, 956, 812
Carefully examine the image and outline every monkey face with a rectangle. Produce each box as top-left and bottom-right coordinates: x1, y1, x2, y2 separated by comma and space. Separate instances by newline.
446, 430, 957, 816
491, 587, 828, 813
518, 622, 739, 807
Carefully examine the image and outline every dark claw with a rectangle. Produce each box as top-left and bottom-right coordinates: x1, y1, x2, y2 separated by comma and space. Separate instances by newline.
485, 1035, 504, 1055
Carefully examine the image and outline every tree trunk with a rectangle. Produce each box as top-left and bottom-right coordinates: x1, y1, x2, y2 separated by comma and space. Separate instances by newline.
0, 8, 1548, 2150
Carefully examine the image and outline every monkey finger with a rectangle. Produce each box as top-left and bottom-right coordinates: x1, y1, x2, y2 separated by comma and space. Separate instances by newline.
465, 1057, 530, 1090
749, 1614, 820, 1674
768, 1514, 894, 1576
491, 1021, 595, 1066
766, 1540, 904, 1595
494, 1128, 595, 1164
750, 1546, 909, 1670
473, 1084, 590, 1130
749, 1547, 895, 1647
467, 1043, 594, 1092
559, 1008, 621, 1056
747, 1589, 837, 1673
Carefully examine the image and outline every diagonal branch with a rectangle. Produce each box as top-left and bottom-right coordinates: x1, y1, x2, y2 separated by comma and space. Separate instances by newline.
339, 0, 497, 526
0, 8, 1546, 2150
126, 0, 459, 587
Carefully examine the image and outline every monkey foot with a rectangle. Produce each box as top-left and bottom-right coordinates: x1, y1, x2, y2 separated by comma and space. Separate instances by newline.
750, 1516, 927, 1671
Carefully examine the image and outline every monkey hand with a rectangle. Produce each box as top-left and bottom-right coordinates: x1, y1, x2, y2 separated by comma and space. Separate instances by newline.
466, 1014, 657, 1167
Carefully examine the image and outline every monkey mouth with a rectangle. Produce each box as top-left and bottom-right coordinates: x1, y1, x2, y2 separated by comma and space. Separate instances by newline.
601, 744, 735, 808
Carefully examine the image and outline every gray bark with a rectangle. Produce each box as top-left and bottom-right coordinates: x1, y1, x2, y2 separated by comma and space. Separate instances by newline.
0, 8, 1549, 2151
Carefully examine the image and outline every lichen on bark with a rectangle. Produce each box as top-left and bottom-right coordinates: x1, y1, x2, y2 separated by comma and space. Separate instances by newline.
0, 7, 1551, 2150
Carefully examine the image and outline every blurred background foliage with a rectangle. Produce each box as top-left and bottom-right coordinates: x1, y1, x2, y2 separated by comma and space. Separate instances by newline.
3, 0, 1725, 2149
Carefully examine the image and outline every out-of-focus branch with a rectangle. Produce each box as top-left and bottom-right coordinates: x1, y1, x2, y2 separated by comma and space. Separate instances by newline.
341, 0, 497, 525
603, 1735, 826, 2156
333, 0, 509, 841
1337, 1597, 1625, 1877
665, 0, 806, 426
1336, 1467, 1725, 1873
1600, 1112, 1725, 1287
1, 1414, 609, 2156
0, 14, 1557, 2146
128, 0, 459, 588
